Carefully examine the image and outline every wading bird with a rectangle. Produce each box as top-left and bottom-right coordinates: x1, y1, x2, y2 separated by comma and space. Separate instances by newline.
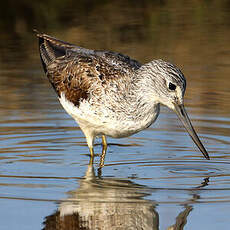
35, 31, 210, 166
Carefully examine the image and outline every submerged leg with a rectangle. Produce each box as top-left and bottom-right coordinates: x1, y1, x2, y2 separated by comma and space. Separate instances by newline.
99, 135, 107, 168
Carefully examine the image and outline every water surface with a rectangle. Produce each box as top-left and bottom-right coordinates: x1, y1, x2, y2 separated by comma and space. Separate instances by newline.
0, 1, 230, 229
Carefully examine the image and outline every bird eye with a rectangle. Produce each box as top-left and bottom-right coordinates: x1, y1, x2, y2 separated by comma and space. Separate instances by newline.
168, 82, 176, 91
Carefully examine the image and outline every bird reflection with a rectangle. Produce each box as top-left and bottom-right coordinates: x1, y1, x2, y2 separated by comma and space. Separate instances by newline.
43, 164, 158, 229
42, 166, 209, 230
167, 205, 193, 230
167, 177, 209, 230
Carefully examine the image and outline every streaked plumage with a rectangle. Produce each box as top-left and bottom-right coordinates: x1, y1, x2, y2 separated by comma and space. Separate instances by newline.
35, 31, 210, 164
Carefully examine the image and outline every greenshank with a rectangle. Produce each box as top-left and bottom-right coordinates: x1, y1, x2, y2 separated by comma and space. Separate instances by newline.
35, 31, 210, 164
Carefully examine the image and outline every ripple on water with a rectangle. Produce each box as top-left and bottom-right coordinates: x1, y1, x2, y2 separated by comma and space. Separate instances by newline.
99, 159, 230, 204
0, 89, 230, 207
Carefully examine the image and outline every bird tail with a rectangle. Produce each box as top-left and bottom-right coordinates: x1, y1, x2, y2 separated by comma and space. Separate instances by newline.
34, 29, 75, 73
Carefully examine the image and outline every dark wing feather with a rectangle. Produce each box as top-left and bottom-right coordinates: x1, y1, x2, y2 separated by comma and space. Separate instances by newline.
95, 50, 141, 72
35, 32, 141, 106
35, 31, 92, 71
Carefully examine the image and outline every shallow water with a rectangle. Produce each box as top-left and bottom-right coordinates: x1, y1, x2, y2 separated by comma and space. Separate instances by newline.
1, 1, 230, 229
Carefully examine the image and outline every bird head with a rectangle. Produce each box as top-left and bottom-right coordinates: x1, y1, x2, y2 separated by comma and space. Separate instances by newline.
139, 59, 209, 160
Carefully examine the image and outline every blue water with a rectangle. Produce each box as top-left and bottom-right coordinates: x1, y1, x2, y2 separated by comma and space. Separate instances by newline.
1, 1, 230, 229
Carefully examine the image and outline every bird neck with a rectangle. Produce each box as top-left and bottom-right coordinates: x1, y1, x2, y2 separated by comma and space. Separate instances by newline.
123, 74, 160, 122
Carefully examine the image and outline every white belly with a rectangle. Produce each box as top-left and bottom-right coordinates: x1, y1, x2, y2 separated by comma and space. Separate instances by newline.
59, 93, 160, 138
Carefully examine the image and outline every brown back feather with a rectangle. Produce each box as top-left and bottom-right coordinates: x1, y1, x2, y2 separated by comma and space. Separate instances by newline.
35, 32, 141, 107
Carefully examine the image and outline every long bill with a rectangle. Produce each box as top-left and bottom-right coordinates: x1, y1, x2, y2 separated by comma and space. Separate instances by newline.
174, 103, 210, 160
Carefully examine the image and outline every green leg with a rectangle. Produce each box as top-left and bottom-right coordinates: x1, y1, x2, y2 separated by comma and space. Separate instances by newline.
99, 135, 107, 168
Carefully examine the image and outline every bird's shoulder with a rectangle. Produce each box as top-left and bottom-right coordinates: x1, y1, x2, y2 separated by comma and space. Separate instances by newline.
47, 49, 141, 106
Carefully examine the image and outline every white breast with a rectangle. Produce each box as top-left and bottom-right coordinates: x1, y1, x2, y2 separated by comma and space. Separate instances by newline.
59, 93, 160, 138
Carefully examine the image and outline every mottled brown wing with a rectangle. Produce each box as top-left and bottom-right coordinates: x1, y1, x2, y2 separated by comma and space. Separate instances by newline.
35, 32, 141, 107
46, 56, 94, 106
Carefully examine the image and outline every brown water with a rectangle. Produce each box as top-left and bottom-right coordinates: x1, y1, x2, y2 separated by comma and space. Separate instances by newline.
0, 1, 230, 229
